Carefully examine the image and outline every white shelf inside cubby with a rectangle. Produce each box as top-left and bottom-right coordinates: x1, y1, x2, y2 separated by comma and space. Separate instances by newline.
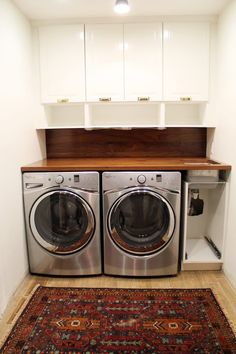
185, 238, 222, 264
37, 125, 85, 129
84, 125, 164, 129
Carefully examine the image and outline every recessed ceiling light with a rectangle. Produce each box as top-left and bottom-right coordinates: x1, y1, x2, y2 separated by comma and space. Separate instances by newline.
114, 0, 130, 14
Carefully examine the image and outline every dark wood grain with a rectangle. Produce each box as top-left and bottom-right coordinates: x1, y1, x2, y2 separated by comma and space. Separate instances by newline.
46, 128, 207, 158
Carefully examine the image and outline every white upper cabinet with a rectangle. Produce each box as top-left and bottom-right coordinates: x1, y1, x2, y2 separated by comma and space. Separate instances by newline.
124, 23, 162, 102
85, 24, 124, 102
37, 21, 213, 129
163, 23, 210, 101
39, 25, 85, 104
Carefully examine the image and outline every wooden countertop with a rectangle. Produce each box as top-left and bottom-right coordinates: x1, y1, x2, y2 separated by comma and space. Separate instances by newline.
21, 157, 231, 172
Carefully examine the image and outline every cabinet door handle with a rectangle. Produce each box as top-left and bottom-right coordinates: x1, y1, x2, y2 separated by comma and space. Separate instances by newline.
138, 96, 150, 101
99, 97, 111, 102
57, 98, 69, 103
180, 97, 192, 101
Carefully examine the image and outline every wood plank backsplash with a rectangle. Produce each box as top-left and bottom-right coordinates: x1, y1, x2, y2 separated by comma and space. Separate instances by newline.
46, 128, 206, 158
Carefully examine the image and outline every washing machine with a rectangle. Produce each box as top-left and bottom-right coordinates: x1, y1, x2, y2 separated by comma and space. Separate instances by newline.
103, 171, 181, 276
23, 171, 101, 276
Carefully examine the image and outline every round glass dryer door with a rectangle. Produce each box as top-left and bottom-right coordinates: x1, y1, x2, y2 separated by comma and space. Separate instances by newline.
30, 190, 95, 255
108, 189, 175, 255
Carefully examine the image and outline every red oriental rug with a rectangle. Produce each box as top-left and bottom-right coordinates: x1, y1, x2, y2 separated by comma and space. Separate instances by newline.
1, 287, 235, 353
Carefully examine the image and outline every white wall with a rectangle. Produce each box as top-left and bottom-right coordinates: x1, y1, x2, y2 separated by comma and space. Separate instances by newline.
0, 0, 45, 316
210, 0, 236, 289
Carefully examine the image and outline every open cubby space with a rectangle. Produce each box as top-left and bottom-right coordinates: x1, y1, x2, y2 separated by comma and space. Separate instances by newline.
165, 103, 207, 126
37, 102, 216, 129
182, 181, 227, 270
85, 103, 162, 128
43, 104, 85, 128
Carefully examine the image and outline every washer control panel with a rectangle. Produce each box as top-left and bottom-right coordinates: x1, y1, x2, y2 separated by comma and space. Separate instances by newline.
137, 175, 146, 184
23, 172, 99, 191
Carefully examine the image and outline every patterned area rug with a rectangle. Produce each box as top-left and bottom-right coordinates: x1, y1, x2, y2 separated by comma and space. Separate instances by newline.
1, 287, 235, 353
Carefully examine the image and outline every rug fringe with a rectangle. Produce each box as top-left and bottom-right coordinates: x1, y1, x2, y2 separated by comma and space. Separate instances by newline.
211, 288, 236, 334
0, 284, 41, 348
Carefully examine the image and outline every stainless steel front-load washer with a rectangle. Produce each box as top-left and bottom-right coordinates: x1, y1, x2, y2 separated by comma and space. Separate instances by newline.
23, 172, 101, 276
103, 171, 181, 276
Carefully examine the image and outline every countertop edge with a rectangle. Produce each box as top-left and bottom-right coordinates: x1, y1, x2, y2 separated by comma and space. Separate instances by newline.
21, 158, 232, 172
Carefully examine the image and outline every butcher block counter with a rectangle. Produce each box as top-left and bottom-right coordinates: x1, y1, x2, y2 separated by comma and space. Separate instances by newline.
21, 157, 231, 172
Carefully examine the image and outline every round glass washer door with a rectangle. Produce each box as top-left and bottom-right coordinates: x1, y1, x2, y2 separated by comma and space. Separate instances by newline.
108, 189, 175, 255
30, 190, 95, 255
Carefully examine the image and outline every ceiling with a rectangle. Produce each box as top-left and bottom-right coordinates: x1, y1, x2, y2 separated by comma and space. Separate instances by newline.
13, 0, 231, 20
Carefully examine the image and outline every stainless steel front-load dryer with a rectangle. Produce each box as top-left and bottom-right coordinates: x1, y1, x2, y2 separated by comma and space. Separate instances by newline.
103, 171, 181, 276
23, 172, 101, 276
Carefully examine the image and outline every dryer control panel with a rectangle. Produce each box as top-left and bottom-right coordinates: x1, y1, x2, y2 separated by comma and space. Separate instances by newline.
103, 171, 181, 192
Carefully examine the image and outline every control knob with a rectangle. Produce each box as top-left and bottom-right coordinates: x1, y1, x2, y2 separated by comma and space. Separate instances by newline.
55, 175, 64, 184
137, 175, 146, 184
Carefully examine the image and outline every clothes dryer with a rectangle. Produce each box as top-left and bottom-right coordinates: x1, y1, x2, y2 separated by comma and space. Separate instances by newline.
103, 171, 181, 276
23, 171, 101, 276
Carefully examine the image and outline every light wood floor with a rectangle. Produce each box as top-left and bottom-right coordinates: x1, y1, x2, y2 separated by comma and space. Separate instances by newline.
0, 271, 236, 346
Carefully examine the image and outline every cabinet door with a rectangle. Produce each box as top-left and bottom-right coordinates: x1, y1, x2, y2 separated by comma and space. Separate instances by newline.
163, 23, 210, 101
124, 23, 162, 101
39, 25, 85, 103
85, 24, 124, 102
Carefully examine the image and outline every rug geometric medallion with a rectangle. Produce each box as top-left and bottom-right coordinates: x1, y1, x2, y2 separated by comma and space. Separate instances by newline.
1, 287, 235, 353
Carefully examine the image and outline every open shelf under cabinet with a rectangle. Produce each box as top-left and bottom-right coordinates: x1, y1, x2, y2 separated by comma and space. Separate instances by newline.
36, 102, 214, 129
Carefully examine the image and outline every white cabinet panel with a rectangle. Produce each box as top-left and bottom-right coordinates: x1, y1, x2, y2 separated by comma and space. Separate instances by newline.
163, 23, 210, 101
85, 24, 124, 102
39, 25, 85, 103
124, 23, 162, 101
